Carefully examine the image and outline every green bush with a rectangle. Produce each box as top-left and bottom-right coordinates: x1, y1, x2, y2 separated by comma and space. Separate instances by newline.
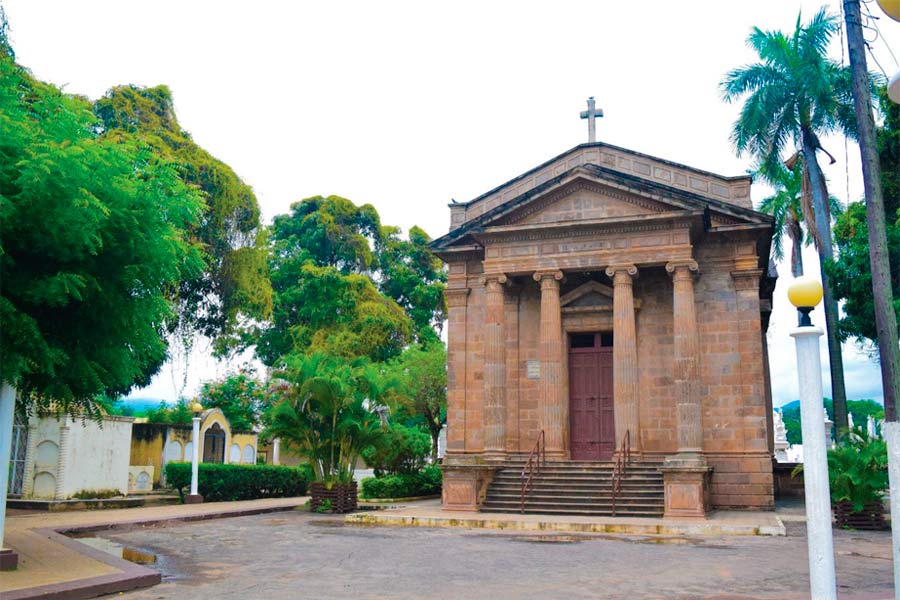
165, 462, 309, 502
361, 423, 431, 476
360, 465, 441, 499
827, 428, 888, 512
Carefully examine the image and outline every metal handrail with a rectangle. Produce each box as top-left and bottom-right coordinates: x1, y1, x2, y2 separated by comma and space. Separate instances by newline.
520, 430, 545, 513
610, 430, 631, 517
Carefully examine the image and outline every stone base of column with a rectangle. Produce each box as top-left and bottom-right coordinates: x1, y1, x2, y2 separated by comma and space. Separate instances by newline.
482, 451, 507, 463
0, 548, 19, 571
660, 461, 711, 518
185, 494, 204, 504
440, 462, 497, 511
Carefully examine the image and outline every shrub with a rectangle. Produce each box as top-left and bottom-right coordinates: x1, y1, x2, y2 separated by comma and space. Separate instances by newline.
165, 462, 309, 502
360, 465, 442, 499
72, 489, 121, 500
827, 428, 888, 512
361, 423, 431, 476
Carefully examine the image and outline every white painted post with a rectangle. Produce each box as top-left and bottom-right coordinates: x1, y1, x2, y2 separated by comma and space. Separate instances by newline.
273, 437, 281, 466
883, 422, 900, 597
0, 383, 16, 550
791, 325, 837, 600
191, 416, 201, 497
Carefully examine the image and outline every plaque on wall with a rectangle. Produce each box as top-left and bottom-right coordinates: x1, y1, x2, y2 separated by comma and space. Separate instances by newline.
526, 360, 541, 379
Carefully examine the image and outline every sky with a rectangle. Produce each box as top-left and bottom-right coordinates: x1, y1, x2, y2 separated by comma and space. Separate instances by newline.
4, 0, 899, 407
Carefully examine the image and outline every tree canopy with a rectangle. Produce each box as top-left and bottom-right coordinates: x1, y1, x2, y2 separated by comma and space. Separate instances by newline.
198, 369, 270, 432
0, 34, 204, 415
256, 195, 445, 366
94, 84, 272, 353
829, 89, 900, 346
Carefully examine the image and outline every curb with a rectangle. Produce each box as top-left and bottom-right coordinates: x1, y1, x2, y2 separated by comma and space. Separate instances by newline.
345, 512, 786, 537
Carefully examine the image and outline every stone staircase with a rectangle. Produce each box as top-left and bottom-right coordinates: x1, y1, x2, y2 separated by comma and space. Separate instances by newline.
481, 458, 664, 517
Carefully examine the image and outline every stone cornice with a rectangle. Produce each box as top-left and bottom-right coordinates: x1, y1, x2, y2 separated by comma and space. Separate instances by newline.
731, 268, 764, 291
477, 212, 699, 244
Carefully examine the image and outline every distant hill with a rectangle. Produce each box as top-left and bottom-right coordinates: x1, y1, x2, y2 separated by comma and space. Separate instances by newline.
113, 397, 170, 415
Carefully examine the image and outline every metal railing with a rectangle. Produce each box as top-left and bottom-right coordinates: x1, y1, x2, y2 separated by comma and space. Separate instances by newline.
520, 430, 545, 513
610, 430, 631, 517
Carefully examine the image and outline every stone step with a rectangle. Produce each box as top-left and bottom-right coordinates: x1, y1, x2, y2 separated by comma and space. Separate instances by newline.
482, 501, 664, 513
493, 474, 663, 484
486, 494, 664, 504
480, 506, 664, 517
489, 487, 663, 497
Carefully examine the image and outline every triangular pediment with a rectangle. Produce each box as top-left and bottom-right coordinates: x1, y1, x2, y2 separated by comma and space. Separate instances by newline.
496, 178, 672, 227
560, 281, 614, 309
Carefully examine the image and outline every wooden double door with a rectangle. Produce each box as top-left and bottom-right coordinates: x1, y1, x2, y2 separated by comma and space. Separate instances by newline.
568, 332, 615, 460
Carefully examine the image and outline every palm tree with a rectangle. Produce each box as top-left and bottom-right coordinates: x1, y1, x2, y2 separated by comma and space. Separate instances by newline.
264, 352, 390, 485
758, 162, 806, 278
721, 8, 856, 436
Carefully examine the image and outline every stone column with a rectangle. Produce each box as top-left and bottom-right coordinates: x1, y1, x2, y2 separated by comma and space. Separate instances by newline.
55, 420, 71, 500
666, 260, 704, 460
445, 288, 470, 455
661, 259, 710, 517
606, 264, 640, 454
482, 274, 507, 460
273, 438, 281, 465
534, 270, 565, 456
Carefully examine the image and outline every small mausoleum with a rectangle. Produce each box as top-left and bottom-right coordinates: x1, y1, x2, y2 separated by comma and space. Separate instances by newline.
129, 408, 259, 488
431, 140, 777, 517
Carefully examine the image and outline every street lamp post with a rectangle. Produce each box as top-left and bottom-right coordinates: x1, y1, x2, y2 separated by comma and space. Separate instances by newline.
789, 276, 836, 600
187, 400, 204, 504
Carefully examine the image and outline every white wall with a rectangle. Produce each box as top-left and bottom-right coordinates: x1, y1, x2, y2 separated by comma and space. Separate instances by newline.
60, 415, 133, 497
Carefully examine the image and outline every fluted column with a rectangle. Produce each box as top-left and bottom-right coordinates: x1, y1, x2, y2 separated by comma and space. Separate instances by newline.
21, 418, 37, 498
482, 274, 507, 459
55, 420, 70, 500
534, 270, 565, 456
606, 264, 640, 454
666, 260, 705, 463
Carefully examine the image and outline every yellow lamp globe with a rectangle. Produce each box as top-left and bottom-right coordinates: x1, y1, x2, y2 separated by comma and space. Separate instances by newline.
190, 400, 204, 414
787, 276, 824, 308
876, 0, 900, 22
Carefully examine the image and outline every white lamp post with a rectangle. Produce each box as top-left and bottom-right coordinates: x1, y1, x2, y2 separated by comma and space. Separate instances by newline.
788, 276, 836, 600
187, 400, 204, 504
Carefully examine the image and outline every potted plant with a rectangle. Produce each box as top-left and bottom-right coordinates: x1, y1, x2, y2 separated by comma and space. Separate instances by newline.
827, 427, 888, 530
264, 352, 393, 513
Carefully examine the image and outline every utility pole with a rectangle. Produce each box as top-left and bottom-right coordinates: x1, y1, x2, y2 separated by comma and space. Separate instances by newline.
842, 0, 900, 420
843, 1, 900, 596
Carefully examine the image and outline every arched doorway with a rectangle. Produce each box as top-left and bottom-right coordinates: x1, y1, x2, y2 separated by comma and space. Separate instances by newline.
203, 423, 226, 463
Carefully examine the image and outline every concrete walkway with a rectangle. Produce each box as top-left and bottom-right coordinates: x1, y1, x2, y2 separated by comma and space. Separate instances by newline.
347, 499, 787, 536
1, 496, 308, 599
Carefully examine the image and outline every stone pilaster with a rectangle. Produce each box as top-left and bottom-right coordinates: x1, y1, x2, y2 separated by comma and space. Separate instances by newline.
534, 270, 565, 456
482, 275, 507, 459
606, 264, 640, 454
55, 420, 70, 500
21, 418, 37, 498
445, 288, 470, 454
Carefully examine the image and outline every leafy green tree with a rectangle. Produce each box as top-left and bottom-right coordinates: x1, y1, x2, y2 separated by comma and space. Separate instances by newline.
262, 352, 392, 485
257, 196, 413, 365
144, 400, 193, 426
389, 343, 447, 461
198, 369, 270, 432
0, 31, 204, 417
829, 89, 900, 347
721, 8, 859, 435
378, 225, 447, 344
361, 422, 432, 476
93, 85, 272, 353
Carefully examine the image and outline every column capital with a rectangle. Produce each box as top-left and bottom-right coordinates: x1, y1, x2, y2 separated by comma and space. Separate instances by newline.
605, 263, 638, 281
533, 270, 563, 284
666, 259, 699, 279
444, 287, 470, 308
480, 273, 508, 288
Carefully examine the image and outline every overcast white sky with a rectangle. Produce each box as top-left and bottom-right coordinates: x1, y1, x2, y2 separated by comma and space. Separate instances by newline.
4, 0, 899, 406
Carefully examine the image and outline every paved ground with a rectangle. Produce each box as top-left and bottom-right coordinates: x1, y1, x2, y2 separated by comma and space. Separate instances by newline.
1, 497, 307, 595
112, 510, 894, 600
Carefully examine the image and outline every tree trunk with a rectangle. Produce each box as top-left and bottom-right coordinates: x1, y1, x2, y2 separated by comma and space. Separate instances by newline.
844, 0, 900, 422
801, 128, 850, 438
788, 217, 805, 277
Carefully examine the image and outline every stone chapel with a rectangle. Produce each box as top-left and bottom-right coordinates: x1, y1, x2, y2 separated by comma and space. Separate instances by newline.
431, 141, 777, 517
